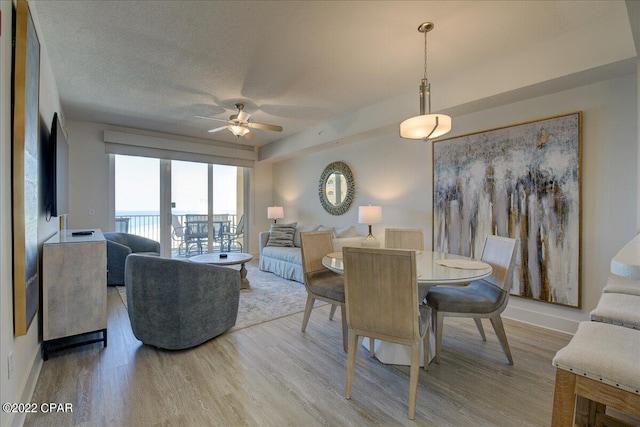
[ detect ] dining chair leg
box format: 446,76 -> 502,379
369,338 -> 375,357
408,342 -> 421,420
490,315 -> 513,364
301,294 -> 315,332
329,304 -> 337,320
435,311 -> 444,364
345,330 -> 358,399
474,318 -> 487,341
341,304 -> 348,352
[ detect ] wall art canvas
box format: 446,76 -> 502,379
12,0 -> 41,335
433,112 -> 582,308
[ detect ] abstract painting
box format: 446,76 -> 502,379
12,0 -> 41,335
433,112 -> 582,308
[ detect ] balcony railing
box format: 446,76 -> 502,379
115,213 -> 238,257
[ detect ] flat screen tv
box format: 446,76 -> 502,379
45,112 -> 69,218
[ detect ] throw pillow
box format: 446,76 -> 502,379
335,225 -> 356,238
266,222 -> 298,247
317,225 -> 336,238
293,225 -> 321,247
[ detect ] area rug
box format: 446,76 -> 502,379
116,260 -> 325,332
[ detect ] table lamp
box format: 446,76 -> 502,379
358,205 -> 382,247
267,206 -> 284,223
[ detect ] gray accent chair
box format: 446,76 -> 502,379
104,232 -> 160,286
426,235 -> 518,364
125,254 -> 240,350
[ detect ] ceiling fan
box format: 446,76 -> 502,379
195,103 -> 283,138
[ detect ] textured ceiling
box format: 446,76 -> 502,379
30,1 -> 637,147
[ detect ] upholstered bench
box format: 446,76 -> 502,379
603,274 -> 640,296
551,321 -> 640,426
590,292 -> 640,329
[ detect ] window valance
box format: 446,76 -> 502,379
104,130 -> 255,168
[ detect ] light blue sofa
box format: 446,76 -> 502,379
258,225 -> 361,283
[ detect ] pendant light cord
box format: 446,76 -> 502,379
423,28 -> 429,83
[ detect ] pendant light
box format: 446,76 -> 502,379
400,22 -> 451,140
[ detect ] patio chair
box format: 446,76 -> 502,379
115,217 -> 130,233
222,215 -> 244,252
171,215 -> 188,255
184,215 -> 208,254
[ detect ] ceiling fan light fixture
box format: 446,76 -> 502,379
400,22 -> 451,141
229,124 -> 250,137
196,103 -> 281,138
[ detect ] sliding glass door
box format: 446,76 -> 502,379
170,160 -> 209,256
114,155 -> 160,239
114,155 -> 246,258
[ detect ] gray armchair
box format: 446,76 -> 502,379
426,235 -> 518,364
125,254 -> 240,350
104,232 -> 160,286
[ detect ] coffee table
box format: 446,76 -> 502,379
189,253 -> 253,290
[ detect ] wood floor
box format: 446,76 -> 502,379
25,288 -> 573,426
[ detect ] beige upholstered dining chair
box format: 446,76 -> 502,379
426,235 -> 518,364
300,230 -> 348,352
370,228 -> 425,356
343,247 -> 430,420
385,228 -> 425,251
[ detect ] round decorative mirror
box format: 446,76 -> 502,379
319,161 -> 355,215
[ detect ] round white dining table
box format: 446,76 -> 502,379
321,249 -> 492,366
322,250 -> 492,301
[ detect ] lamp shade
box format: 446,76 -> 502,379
358,205 -> 382,224
400,113 -> 452,140
267,206 -> 284,220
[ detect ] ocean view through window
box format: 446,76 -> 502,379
115,155 -> 242,257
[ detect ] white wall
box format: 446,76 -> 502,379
637,60 -> 640,231
251,160 -> 275,252
1,1 -> 63,425
272,136 -> 433,238
65,120 -> 114,231
271,73 -> 638,334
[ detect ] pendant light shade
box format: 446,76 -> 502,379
400,22 -> 451,140
400,113 -> 451,140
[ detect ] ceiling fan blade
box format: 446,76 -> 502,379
208,126 -> 228,133
236,110 -> 250,123
244,130 -> 254,139
195,115 -> 229,124
248,122 -> 283,132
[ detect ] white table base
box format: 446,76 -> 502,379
361,325 -> 436,367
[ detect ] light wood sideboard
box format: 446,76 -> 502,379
42,229 -> 107,360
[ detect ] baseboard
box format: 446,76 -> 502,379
8,344 -> 42,427
503,305 -> 580,335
